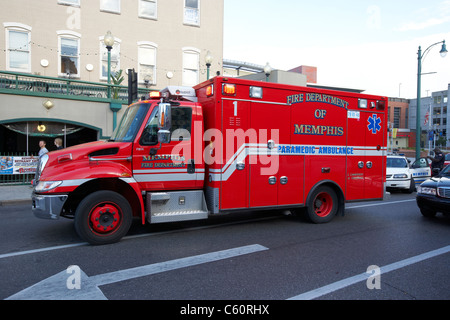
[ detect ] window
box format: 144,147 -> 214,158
100,37 -> 121,80
140,107 -> 192,146
139,0 -> 157,19
182,48 -> 200,86
58,0 -> 80,6
393,107 -> 400,128
58,31 -> 81,77
100,0 -> 120,14
184,0 -> 200,26
4,23 -> 31,72
138,42 -> 157,85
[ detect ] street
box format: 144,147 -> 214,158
1,192 -> 449,304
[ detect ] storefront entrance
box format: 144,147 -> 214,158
0,121 -> 98,155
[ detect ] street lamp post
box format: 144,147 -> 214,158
205,51 -> 213,80
104,31 -> 115,99
415,40 -> 447,161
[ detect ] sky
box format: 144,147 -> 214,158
223,0 -> 450,99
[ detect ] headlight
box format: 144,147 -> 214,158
393,174 -> 408,179
35,181 -> 63,192
417,186 -> 436,195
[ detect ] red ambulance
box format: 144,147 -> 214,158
32,77 -> 388,245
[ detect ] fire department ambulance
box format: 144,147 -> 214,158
32,77 -> 388,245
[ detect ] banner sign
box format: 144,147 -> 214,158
0,156 -> 38,175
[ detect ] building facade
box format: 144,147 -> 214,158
409,84 -> 450,148
0,0 -> 224,157
0,0 -> 224,87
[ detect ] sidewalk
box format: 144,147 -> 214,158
0,184 -> 33,206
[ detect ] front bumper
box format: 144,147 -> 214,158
32,192 -> 68,220
386,179 -> 410,189
416,193 -> 450,214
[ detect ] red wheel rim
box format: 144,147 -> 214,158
313,192 -> 333,217
89,202 -> 122,235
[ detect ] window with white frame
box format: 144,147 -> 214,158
138,42 -> 157,85
4,23 -> 32,73
100,37 -> 121,80
139,0 -> 157,19
57,31 -> 81,77
58,0 -> 80,7
100,0 -> 120,14
182,48 -> 200,86
184,0 -> 200,26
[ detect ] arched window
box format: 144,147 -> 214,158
138,41 -> 158,85
57,30 -> 81,78
182,47 -> 200,86
99,36 -> 121,80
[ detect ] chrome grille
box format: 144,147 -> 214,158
437,187 -> 450,198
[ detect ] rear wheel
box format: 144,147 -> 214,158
306,186 -> 338,223
74,190 -> 132,245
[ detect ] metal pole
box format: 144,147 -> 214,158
416,46 -> 422,161
107,46 -> 112,99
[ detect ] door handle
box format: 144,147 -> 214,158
236,162 -> 245,170
268,176 -> 277,185
187,160 -> 195,174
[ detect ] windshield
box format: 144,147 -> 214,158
110,103 -> 150,142
386,157 -> 408,168
439,165 -> 450,176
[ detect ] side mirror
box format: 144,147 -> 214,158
158,103 -> 171,144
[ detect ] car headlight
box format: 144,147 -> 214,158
35,181 -> 63,192
393,174 -> 408,179
417,186 -> 436,195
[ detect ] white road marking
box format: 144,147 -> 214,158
346,199 -> 415,209
7,244 -> 268,300
288,245 -> 450,300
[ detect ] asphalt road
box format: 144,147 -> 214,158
1,192 -> 449,306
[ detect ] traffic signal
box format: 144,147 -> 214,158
128,68 -> 138,105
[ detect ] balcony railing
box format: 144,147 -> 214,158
0,70 -> 150,104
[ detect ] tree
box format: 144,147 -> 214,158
110,69 -> 124,99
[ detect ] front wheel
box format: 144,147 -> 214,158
419,207 -> 437,218
74,190 -> 133,245
306,186 -> 338,223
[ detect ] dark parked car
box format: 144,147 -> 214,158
416,165 -> 450,217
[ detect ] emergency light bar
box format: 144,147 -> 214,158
160,86 -> 198,102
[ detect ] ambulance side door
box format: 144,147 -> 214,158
347,109 -> 385,200
249,101 -> 293,207
220,99 -> 250,210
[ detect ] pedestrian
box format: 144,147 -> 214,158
427,147 -> 445,176
54,138 -> 64,150
38,140 -> 49,157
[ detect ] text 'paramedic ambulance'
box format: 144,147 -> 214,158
32,77 -> 388,245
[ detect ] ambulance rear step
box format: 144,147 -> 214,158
146,190 -> 209,224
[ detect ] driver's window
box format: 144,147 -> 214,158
140,107 -> 193,146
140,109 -> 159,146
